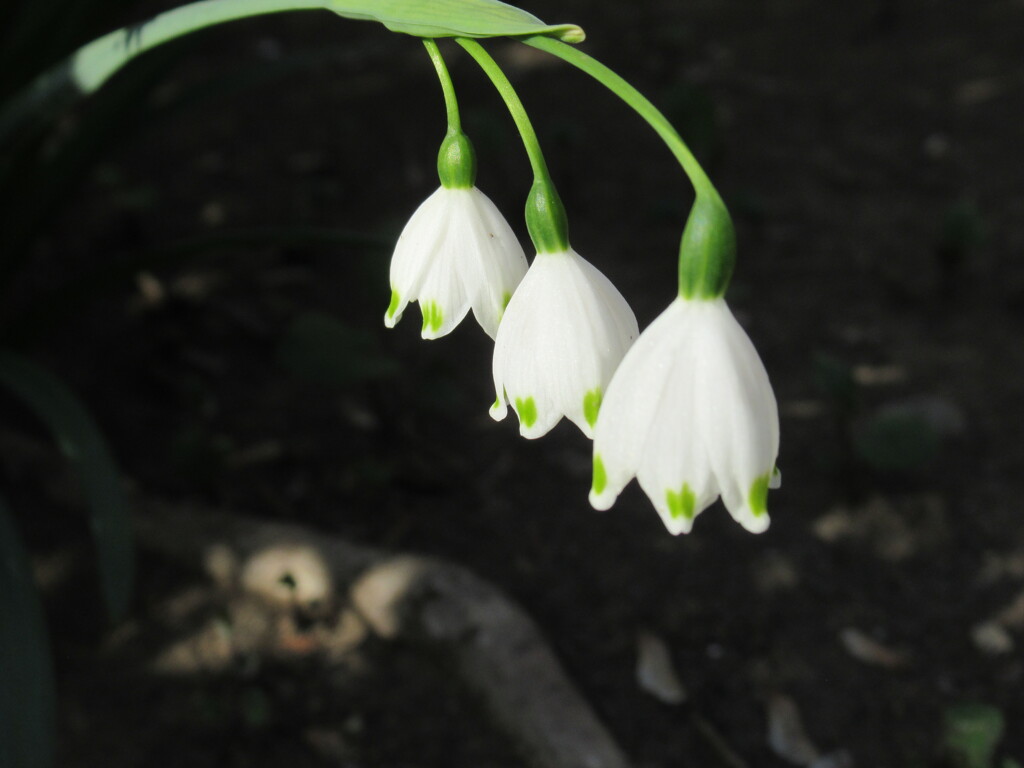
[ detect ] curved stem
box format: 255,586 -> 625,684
456,37 -> 569,253
521,35 -> 718,204
454,38 -> 550,188
423,39 -> 461,132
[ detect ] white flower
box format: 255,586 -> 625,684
589,296 -> 779,534
385,186 -> 528,340
490,248 -> 638,439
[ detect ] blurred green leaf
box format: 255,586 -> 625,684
0,42 -> 177,290
0,352 -> 133,621
939,199 -> 985,256
278,312 -> 399,387
854,409 -> 940,473
813,353 -> 858,415
944,703 -> 1005,768
0,494 -> 57,768
170,424 -> 232,488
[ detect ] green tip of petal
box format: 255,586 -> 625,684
592,455 -> 607,495
749,473 -> 771,517
420,301 -> 443,334
666,485 -> 696,521
583,388 -> 602,429
386,288 -> 401,319
515,396 -> 537,428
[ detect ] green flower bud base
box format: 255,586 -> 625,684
678,194 -> 736,300
438,130 -> 476,189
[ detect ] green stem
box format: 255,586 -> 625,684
423,39 -> 460,132
455,37 -> 568,253
426,40 -> 475,189
455,38 -> 549,188
521,34 -> 718,204
523,34 -> 736,298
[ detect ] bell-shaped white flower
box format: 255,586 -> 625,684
589,296 -> 779,534
490,248 -> 639,439
384,185 -> 528,340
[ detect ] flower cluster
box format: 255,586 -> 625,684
384,64 -> 779,535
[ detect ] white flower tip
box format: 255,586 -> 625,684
589,454 -> 616,511
419,299 -> 448,340
518,421 -> 551,440
769,466 -> 782,490
662,515 -> 695,536
725,472 -> 774,533
658,489 -> 700,535
489,395 -> 507,423
507,394 -> 554,440
575,419 -> 596,441
734,508 -> 771,534
384,288 -> 403,329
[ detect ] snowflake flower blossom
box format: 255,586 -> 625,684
590,296 -> 779,534
490,247 -> 638,439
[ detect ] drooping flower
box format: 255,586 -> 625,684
490,247 -> 639,439
589,296 -> 780,534
384,184 -> 528,340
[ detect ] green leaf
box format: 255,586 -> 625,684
812,352 -> 858,415
2,0 -> 582,151
0,352 -> 133,621
359,0 -> 585,41
944,703 -> 1005,768
0,495 -> 57,768
854,410 -> 940,473
277,312 -> 400,387
70,0 -> 583,94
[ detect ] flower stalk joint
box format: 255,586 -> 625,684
678,193 -> 736,300
525,179 -> 569,254
437,129 -> 477,189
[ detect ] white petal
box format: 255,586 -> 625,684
385,187 -> 527,340
696,299 -> 779,533
389,188 -> 451,299
492,249 -> 637,440
592,299 -> 721,534
591,299 -> 688,511
462,188 -> 528,340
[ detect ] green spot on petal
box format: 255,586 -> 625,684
420,301 -> 443,333
515,396 -> 537,428
749,473 -> 771,517
502,291 -> 512,310
592,455 -> 607,495
666,485 -> 696,521
386,288 -> 401,319
583,388 -> 602,429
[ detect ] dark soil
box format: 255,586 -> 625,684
7,0 -> 1024,766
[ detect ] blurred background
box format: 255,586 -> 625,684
2,0 -> 1023,766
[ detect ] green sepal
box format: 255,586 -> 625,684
678,193 -> 736,300
525,180 -> 569,254
438,130 -> 476,189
